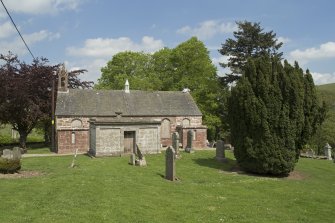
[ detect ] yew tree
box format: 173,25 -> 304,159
228,56 -> 324,175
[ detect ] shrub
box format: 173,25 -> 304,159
0,157 -> 21,174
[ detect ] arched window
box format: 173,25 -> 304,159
182,118 -> 190,127
61,77 -> 66,88
161,119 -> 171,138
71,119 -> 83,128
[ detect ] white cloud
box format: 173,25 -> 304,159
0,30 -> 61,56
0,0 -> 81,16
177,20 -> 237,40
0,21 -> 16,38
311,72 -> 335,85
289,42 -> 335,64
277,36 -> 291,44
67,36 -> 164,57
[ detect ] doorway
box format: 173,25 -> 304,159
124,131 -> 135,154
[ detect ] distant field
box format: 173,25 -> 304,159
0,125 -> 44,144
0,150 -> 334,223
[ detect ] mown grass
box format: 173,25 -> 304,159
0,124 -> 44,144
0,150 -> 334,223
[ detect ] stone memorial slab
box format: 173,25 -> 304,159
2,149 -> 13,160
172,132 -> 181,159
185,130 -> 194,153
165,146 -> 176,181
324,143 -> 332,160
216,140 -> 226,162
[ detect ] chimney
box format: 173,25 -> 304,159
125,79 -> 130,93
58,64 -> 68,93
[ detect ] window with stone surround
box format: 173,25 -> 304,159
71,119 -> 82,128
161,119 -> 171,138
182,118 -> 190,127
71,131 -> 75,144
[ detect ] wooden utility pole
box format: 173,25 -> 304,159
51,78 -> 55,152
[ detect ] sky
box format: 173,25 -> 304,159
0,0 -> 334,85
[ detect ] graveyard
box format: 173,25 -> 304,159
0,148 -> 334,223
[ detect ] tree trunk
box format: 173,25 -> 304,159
44,122 -> 51,145
19,131 -> 28,153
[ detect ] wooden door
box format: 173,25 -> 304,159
124,131 -> 135,154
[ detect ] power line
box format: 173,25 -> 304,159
0,0 -> 35,60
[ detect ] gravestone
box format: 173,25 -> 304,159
165,146 -> 176,181
172,132 -> 181,159
135,145 -> 147,166
185,130 -> 194,153
324,143 -> 332,160
306,149 -> 315,158
215,140 -> 226,162
2,149 -> 13,159
129,153 -> 136,165
12,147 -> 22,160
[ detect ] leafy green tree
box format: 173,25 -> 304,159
229,56 -> 322,175
96,37 -> 226,140
219,21 -> 283,84
96,51 -> 161,90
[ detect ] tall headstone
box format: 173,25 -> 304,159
185,130 -> 194,153
324,143 -> 332,160
172,132 -> 180,158
165,146 -> 176,181
216,140 -> 226,162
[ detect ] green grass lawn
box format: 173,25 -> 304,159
0,150 -> 334,223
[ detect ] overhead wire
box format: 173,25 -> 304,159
0,0 -> 36,60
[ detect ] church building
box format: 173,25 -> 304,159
55,71 -> 207,156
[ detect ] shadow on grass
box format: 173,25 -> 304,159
192,157 -> 294,179
192,157 -> 237,172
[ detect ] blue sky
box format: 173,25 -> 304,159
0,0 -> 334,85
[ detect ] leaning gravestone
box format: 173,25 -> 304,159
135,145 -> 147,166
165,146 -> 176,181
172,132 -> 181,159
324,143 -> 332,160
215,140 -> 226,162
185,130 -> 194,153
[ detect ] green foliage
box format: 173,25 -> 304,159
96,37 -> 226,140
219,21 -> 283,83
308,83 -> 335,154
0,157 -> 21,174
229,57 -> 322,175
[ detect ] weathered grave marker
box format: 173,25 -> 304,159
172,132 -> 181,158
185,130 -> 194,153
215,140 -> 226,162
165,146 -> 176,181
135,145 -> 147,166
324,143 -> 332,160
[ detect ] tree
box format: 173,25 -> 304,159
219,21 -> 283,84
96,51 -> 160,90
0,53 -> 93,149
0,53 -> 57,149
228,56 -> 323,175
96,37 -> 226,140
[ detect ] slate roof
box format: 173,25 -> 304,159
55,89 -> 202,117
